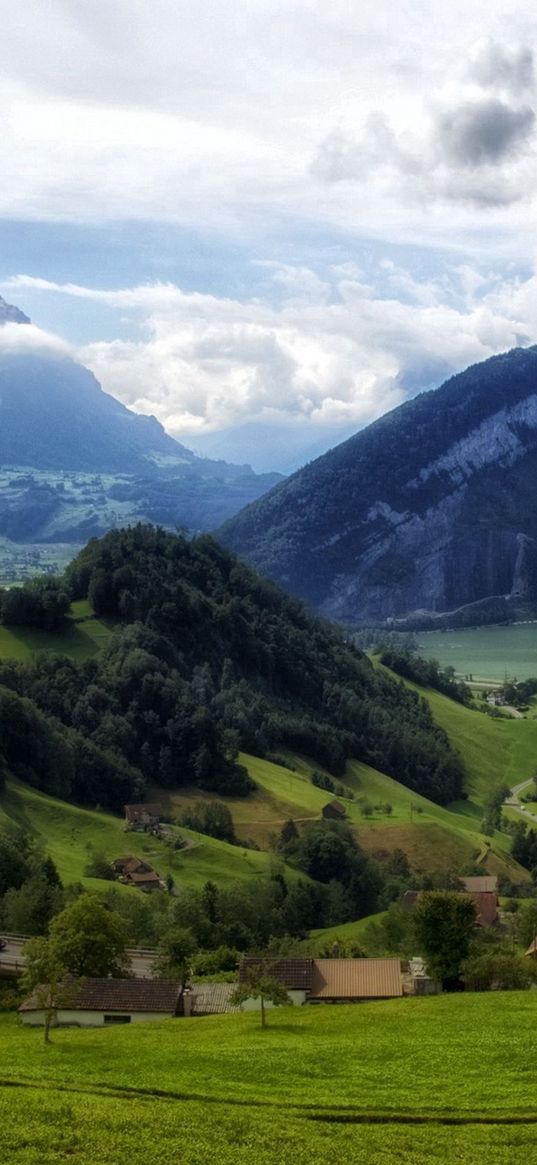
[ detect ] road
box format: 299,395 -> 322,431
0,936 -> 159,980
504,777 -> 537,823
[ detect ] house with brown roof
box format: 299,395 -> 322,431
113,856 -> 164,891
19,978 -> 183,1028
322,800 -> 346,820
401,877 -> 499,928
238,956 -> 402,1009
124,803 -> 163,832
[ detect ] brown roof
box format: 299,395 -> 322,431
471,891 -> 498,926
124,803 -> 162,821
190,983 -> 240,1015
311,958 -> 402,999
525,939 -> 537,958
20,978 -> 182,1014
129,870 -> 161,884
114,856 -> 152,875
322,800 -> 346,817
239,957 -> 314,991
461,876 -> 498,895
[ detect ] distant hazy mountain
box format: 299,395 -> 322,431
0,298 -> 281,555
185,419 -> 360,475
220,347 -> 537,626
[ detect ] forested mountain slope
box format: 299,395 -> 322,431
0,297 -> 280,559
0,525 -> 464,811
219,347 -> 537,625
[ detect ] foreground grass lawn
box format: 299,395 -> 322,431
2,993 -> 537,1163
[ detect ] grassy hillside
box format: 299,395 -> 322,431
3,993 -> 537,1163
0,776 -> 302,893
0,600 -> 112,661
417,623 -> 537,682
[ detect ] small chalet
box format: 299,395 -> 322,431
460,875 -> 499,927
238,957 -> 402,1008
113,856 -> 163,891
19,978 -> 182,1028
124,803 -> 163,832
401,875 -> 499,928
322,800 -> 346,820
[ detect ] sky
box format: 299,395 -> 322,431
1,1 -> 537,472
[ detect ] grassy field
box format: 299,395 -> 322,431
0,600 -> 113,662
3,994 -> 537,1163
0,777 -> 302,892
417,623 -> 537,682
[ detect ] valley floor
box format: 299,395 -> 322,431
2,993 -> 537,1163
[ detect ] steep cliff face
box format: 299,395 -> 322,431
219,347 -> 537,624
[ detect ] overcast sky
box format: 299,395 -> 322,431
1,1 -> 537,471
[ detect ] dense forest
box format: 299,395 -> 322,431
0,525 -> 464,811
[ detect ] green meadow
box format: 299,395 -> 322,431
0,777 -> 302,893
0,600 -> 113,662
417,622 -> 537,682
2,994 -> 537,1163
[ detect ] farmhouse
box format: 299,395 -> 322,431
113,856 -> 164,891
238,957 -> 402,1008
19,978 -> 183,1028
124,803 -> 163,831
322,800 -> 346,820
401,876 -> 499,928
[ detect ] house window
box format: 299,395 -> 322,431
104,1014 -> 132,1025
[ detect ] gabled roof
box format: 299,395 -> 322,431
239,957 -> 314,991
20,978 -> 181,1014
129,870 -> 161,884
311,958 -> 402,999
190,983 -> 240,1015
461,876 -> 498,895
322,799 -> 346,816
124,803 -> 163,821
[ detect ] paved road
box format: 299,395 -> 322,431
0,936 -> 159,979
504,777 -> 537,822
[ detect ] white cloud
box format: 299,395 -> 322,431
6,263 -> 535,449
0,5 -> 536,253
0,321 -> 73,358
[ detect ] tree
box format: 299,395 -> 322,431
461,945 -> 535,992
154,927 -> 197,987
49,895 -> 129,978
20,937 -> 69,1044
413,891 -> 477,988
230,965 -> 291,1028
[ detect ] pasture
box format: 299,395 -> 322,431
417,623 -> 537,682
2,993 -> 537,1163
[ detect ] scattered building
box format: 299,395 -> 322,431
321,800 -> 346,821
124,803 -> 163,832
238,956 -> 402,1008
19,978 -> 183,1028
113,856 -> 164,892
183,982 -> 240,1016
401,876 -> 499,928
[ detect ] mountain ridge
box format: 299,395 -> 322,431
219,346 -> 537,625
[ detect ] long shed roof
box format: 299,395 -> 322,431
20,978 -> 181,1013
311,958 -> 402,999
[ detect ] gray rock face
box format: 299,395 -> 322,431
219,346 -> 537,624
0,295 -> 30,325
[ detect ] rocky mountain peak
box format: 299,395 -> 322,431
0,295 -> 31,325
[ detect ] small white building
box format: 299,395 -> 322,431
19,978 -> 182,1028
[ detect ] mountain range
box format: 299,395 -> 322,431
220,347 -> 537,627
0,297 -> 281,565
